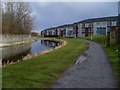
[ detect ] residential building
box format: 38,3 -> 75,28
41,16 -> 117,38
77,16 -> 117,37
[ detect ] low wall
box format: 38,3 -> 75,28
0,34 -> 31,47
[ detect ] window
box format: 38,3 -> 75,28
107,22 -> 112,26
67,30 -> 73,37
102,22 -> 106,25
82,24 -> 85,27
90,23 -> 93,27
97,27 -> 106,35
82,29 -> 85,32
101,22 -> 106,26
113,21 -> 117,26
97,28 -> 100,30
96,22 -> 99,25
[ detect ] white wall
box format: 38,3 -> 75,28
66,27 -> 74,37
78,23 -> 83,37
93,22 -> 97,35
57,28 -> 60,35
1,44 -> 31,59
0,34 -> 31,44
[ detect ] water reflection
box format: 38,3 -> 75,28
41,39 -> 60,48
1,38 -> 60,66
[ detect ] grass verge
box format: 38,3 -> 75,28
84,35 -> 120,87
2,38 -> 87,88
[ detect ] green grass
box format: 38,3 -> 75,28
104,45 -> 120,87
2,38 -> 87,88
84,35 -> 107,46
84,35 -> 120,87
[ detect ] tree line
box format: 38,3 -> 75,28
2,2 -> 33,34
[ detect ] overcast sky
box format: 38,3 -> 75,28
29,2 -> 118,32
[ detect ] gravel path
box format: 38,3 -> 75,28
52,40 -> 117,88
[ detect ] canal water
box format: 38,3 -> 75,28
1,38 -> 60,66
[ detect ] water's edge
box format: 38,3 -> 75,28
23,38 -> 67,61
0,39 -> 35,47
2,38 -> 67,67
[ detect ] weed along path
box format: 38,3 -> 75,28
52,40 -> 117,88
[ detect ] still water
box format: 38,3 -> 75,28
1,38 -> 60,65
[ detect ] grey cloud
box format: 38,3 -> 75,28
29,2 -> 118,32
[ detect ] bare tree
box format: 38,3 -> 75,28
2,2 -> 33,35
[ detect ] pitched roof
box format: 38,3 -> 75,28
77,16 -> 118,24
43,23 -> 74,31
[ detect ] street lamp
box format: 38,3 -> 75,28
90,24 -> 93,41
107,27 -> 110,47
117,1 -> 120,59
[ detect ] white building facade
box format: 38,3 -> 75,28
77,16 -> 117,37
66,26 -> 74,37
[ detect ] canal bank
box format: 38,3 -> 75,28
2,38 -> 87,88
0,34 -> 33,47
1,38 -> 65,67
22,38 -> 67,63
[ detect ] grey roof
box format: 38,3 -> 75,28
77,16 -> 118,24
43,27 -> 56,31
57,23 -> 74,28
43,23 -> 74,31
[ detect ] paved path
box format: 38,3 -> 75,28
52,40 -> 117,88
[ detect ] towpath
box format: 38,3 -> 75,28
52,40 -> 117,88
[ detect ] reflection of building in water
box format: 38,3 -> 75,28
41,40 -> 60,48
1,44 -> 31,65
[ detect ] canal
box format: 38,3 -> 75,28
1,38 -> 60,66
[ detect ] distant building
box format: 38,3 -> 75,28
41,16 -> 117,38
78,16 -> 117,37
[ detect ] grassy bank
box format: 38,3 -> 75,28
2,38 -> 87,88
84,35 -> 106,46
84,35 -> 120,87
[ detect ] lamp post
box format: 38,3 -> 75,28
116,1 -> 120,59
107,27 -> 110,47
117,2 -> 120,59
116,2 -> 120,88
90,25 -> 93,41
117,1 -> 120,45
